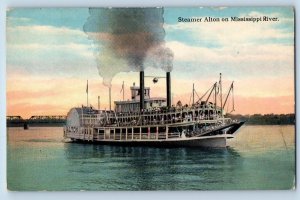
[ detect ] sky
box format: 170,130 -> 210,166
6,7 -> 295,118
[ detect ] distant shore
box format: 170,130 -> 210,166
226,113 -> 295,125
7,123 -> 65,127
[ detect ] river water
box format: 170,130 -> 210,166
7,125 -> 295,191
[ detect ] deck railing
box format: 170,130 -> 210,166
79,105 -> 225,127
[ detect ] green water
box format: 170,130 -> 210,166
7,125 -> 295,191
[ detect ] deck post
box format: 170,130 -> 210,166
126,128 -> 128,140
114,128 -> 116,140
88,128 -> 90,141
83,128 -> 85,140
156,126 -> 158,140
193,110 -> 195,121
86,128 -> 88,141
140,127 -> 142,140
132,128 -> 134,140
166,126 -> 168,139
88,128 -> 91,141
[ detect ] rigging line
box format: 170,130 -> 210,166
213,88 -> 217,106
189,91 -> 193,105
205,82 -> 217,105
222,82 -> 233,109
230,91 -> 233,113
226,97 -> 229,113
194,89 -> 200,99
229,83 -> 235,113
227,88 -> 232,113
196,83 -> 215,103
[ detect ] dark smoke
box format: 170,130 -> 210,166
84,8 -> 173,87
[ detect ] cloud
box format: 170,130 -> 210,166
7,25 -> 88,45
166,40 -> 294,79
7,16 -> 32,25
7,24 -> 97,77
8,43 -> 93,59
165,11 -> 294,47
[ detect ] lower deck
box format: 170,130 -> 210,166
64,121 -> 244,147
64,124 -> 189,141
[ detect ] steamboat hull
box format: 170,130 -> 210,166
65,121 -> 244,148
70,136 -> 229,148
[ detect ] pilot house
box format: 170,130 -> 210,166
114,83 -> 166,113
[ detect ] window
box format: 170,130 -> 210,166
158,127 -> 166,133
142,127 -> 148,133
134,128 -> 140,133
150,127 -> 156,133
98,129 -> 104,134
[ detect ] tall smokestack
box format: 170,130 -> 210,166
140,71 -> 145,111
166,72 -> 171,108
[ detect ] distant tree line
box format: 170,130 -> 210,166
7,116 -> 66,127
226,113 -> 295,125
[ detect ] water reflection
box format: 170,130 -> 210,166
7,126 -> 295,190
63,143 -> 242,190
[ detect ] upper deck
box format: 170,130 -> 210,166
66,101 -> 225,129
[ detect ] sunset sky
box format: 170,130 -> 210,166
6,7 -> 294,119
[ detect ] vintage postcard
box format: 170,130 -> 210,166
6,7 -> 295,191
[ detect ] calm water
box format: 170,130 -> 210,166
7,125 -> 295,191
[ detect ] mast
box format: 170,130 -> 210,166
109,87 -> 111,111
98,96 -> 100,110
214,82 -> 217,115
86,80 -> 89,107
192,83 -> 195,105
122,81 -> 124,101
219,73 -> 223,116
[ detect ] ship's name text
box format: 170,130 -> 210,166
178,16 -> 279,23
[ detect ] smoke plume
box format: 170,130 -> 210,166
84,8 -> 173,87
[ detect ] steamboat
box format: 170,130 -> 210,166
64,71 -> 244,147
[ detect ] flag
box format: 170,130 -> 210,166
86,80 -> 88,94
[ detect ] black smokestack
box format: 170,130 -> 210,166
140,71 -> 145,111
166,72 -> 171,108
